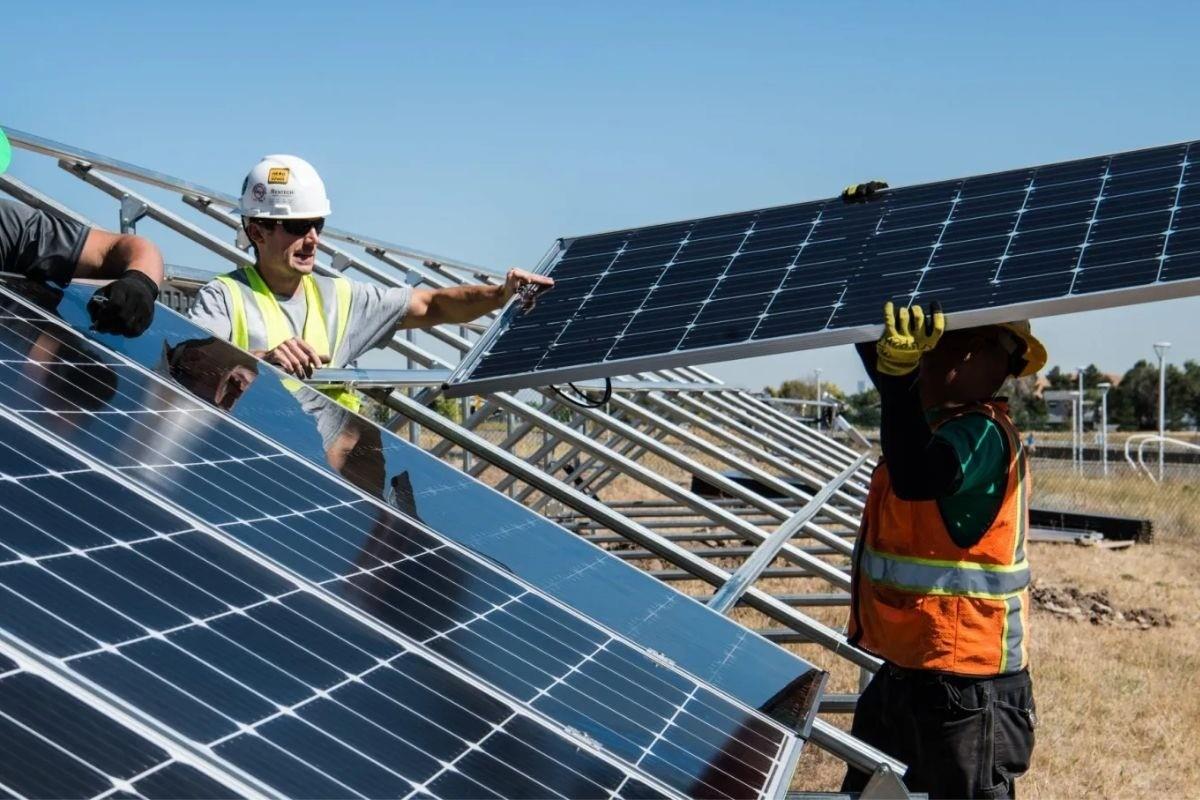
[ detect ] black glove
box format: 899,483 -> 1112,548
841,180 -> 889,204
87,270 -> 159,336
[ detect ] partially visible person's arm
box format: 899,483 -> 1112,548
78,228 -> 163,337
74,228 -> 164,285
402,267 -> 554,328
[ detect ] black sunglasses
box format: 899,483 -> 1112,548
254,217 -> 325,236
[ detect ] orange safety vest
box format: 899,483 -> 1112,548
848,400 -> 1030,676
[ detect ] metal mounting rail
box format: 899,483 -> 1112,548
708,453 -> 870,613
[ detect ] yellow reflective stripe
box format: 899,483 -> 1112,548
332,277 -> 351,363
215,275 -> 249,350
1000,593 -> 1026,673
299,274 -> 331,359
862,546 -> 1030,598
241,266 -> 291,350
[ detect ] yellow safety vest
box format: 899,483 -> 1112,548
215,266 -> 361,413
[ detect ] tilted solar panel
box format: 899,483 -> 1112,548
47,282 -> 823,728
447,140 -> 1200,395
0,281 -> 822,798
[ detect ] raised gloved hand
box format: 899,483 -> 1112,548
86,270 -> 159,336
841,180 -> 889,204
875,300 -> 944,376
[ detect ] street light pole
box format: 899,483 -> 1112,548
1097,381 -> 1111,477
1153,342 -> 1171,482
814,368 -> 823,431
1077,367 -> 1086,472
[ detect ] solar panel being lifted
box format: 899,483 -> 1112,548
447,140 -> 1200,395
0,280 -> 822,798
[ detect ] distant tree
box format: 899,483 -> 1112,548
1002,375 -> 1047,429
842,387 -> 881,428
1043,365 -> 1073,390
1110,360 -> 1160,430
767,378 -> 845,402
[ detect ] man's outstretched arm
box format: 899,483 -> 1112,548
402,267 -> 553,328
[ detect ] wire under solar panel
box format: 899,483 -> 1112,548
0,648 -> 239,799
0,412 -> 682,799
44,282 -> 826,733
448,140 -> 1200,394
0,286 -> 804,799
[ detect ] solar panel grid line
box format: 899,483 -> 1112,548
448,140 -> 1200,395
1154,143 -> 1193,283
0,293 -> 796,800
0,412 -> 685,800
0,639 -> 260,800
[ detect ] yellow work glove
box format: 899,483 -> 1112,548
875,300 -> 945,376
841,180 -> 889,204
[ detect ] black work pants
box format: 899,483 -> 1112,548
841,665 -> 1036,799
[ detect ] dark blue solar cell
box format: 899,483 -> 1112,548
73,652 -> 237,742
132,763 -> 241,800
0,713 -> 114,798
215,733 -> 354,799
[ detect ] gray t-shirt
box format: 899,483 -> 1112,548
0,199 -> 89,285
188,272 -> 413,368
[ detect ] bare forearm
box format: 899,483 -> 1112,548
424,283 -> 505,325
76,229 -> 164,284
105,235 -> 164,283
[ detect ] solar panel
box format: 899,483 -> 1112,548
47,282 -> 822,728
0,281 -> 815,798
447,140 -> 1200,395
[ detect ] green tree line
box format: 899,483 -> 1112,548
770,360 -> 1200,431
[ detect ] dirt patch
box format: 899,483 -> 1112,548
1031,581 -> 1172,629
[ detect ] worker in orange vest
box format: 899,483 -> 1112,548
842,299 -> 1046,799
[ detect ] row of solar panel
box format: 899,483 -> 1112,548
0,282 -> 816,798
455,140 -> 1199,389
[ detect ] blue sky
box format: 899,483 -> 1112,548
4,1 -> 1199,392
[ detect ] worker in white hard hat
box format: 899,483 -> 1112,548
188,154 -> 552,412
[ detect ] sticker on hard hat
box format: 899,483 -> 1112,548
267,168 -> 290,184
251,183 -> 267,202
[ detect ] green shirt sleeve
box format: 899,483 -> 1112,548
933,414 -> 1010,547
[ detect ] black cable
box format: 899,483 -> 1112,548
549,378 -> 612,408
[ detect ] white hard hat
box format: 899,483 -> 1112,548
238,154 -> 331,219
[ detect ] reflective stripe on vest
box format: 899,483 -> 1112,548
215,267 -> 360,413
859,546 -> 1030,598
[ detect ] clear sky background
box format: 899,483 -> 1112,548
4,1 -> 1199,392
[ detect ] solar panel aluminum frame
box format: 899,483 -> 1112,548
0,282 -> 812,800
445,140 -> 1200,397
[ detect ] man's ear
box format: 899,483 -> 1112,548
246,221 -> 266,246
